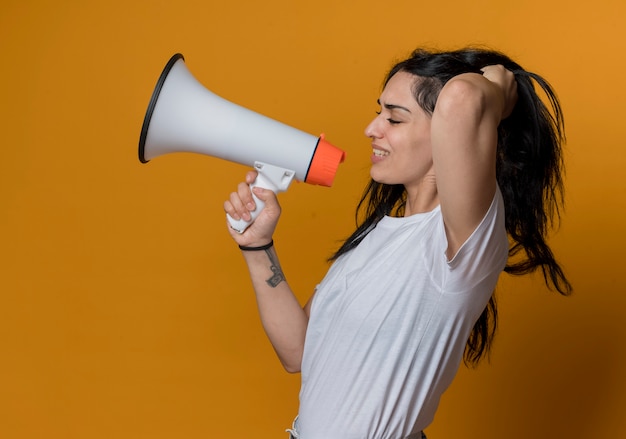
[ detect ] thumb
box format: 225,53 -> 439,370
251,186 -> 281,218
248,186 -> 281,235
252,186 -> 277,203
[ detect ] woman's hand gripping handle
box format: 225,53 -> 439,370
225,162 -> 295,235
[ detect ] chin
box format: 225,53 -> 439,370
370,172 -> 395,185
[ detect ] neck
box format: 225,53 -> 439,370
404,175 -> 438,216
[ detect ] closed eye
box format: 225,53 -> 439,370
376,110 -> 401,125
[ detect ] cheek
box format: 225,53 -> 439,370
396,138 -> 434,178
399,132 -> 432,160
412,128 -> 433,156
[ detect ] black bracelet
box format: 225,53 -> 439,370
238,240 -> 274,252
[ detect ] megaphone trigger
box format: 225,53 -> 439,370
227,162 -> 296,233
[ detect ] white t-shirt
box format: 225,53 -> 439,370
297,187 -> 509,439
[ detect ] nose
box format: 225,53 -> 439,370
364,115 -> 382,139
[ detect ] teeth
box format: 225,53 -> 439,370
373,149 -> 389,157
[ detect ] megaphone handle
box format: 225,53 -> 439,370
227,162 -> 296,234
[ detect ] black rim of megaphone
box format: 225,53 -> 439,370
138,53 -> 185,164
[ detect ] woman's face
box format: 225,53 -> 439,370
364,71 -> 434,193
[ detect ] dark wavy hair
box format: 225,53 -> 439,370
330,47 -> 572,366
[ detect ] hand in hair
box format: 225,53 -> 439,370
480,65 -> 518,119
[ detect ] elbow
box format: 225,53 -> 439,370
278,351 -> 303,373
437,79 -> 488,120
280,357 -> 302,374
283,364 -> 301,374
436,76 -> 507,127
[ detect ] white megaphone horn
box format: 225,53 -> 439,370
138,53 -> 346,233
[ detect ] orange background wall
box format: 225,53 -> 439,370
1,0 -> 624,438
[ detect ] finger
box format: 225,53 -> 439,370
237,181 -> 257,212
245,170 -> 258,184
227,189 -> 250,221
223,199 -> 233,214
224,195 -> 241,221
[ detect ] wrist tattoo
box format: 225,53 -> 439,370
265,248 -> 286,287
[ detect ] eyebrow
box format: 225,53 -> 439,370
377,99 -> 412,114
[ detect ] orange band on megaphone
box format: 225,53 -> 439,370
305,134 -> 346,187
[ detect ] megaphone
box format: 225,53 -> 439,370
138,53 -> 346,233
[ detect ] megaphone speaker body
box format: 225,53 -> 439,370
139,54 -> 345,232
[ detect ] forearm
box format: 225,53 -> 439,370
240,244 -> 308,373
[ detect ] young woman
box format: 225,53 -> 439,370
224,47 -> 572,439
